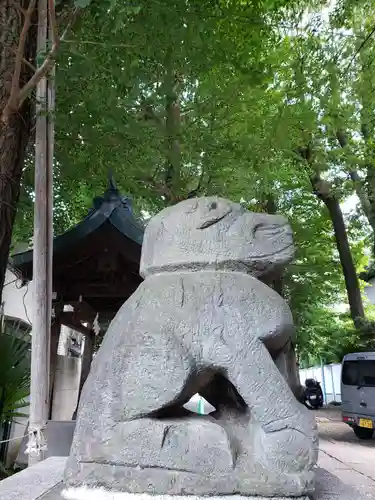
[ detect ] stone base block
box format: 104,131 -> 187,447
0,456 -> 66,500
62,490 -> 308,500
1,464 -> 372,500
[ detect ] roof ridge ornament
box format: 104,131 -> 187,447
107,169 -> 118,193
106,170 -> 134,212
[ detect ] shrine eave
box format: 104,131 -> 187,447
11,185 -> 144,283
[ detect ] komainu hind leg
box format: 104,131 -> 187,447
212,339 -> 317,495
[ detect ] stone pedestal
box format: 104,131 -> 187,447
62,491 -> 309,500
0,457 -> 66,500
0,460 -> 371,500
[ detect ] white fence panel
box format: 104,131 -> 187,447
299,363 -> 342,403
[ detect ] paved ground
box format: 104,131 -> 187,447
315,406 -> 375,498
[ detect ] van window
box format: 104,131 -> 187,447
342,360 -> 375,387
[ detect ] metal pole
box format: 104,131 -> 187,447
330,365 -> 336,402
28,0 -> 53,465
320,359 -> 327,406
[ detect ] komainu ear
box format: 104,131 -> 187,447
193,198 -> 233,229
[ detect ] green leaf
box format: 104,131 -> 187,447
0,317 -> 31,427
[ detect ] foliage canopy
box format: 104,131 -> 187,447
12,0 -> 375,366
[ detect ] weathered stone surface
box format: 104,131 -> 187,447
140,197 -> 294,279
0,456 -> 66,500
65,197 -> 318,497
81,417 -> 234,474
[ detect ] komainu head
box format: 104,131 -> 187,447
140,197 -> 294,278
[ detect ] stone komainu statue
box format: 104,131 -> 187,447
64,197 -> 318,498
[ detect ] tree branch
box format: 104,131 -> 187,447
335,129 -> 373,220
62,39 -> 135,48
17,0 -> 60,108
2,0 -> 37,123
48,0 -> 58,47
347,171 -> 374,224
8,47 -> 36,73
138,176 -> 173,198
187,167 -> 206,198
336,128 -> 347,148
60,7 -> 78,40
346,24 -> 375,72
2,2 -> 77,124
138,99 -> 164,127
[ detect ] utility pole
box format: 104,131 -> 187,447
28,0 -> 54,465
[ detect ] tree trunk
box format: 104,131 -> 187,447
358,97 -> 375,256
313,178 -> 365,327
262,195 -> 286,294
164,51 -> 181,205
0,1 -> 36,303
365,167 -> 375,257
325,197 -> 364,324
262,194 -> 303,401
336,129 -> 375,254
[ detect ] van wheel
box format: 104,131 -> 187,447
353,426 -> 374,440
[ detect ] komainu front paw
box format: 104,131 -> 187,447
257,426 -> 318,474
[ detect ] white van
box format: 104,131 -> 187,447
341,352 -> 375,439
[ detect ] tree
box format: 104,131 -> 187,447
0,0 -> 87,304
52,0 -> 320,219
258,22 -> 375,343
10,0 -> 366,365
0,1 -> 37,303
202,6 -> 375,358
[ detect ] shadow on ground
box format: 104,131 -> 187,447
314,467 -> 373,499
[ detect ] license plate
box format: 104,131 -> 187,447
359,418 -> 373,429
310,395 -> 317,399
